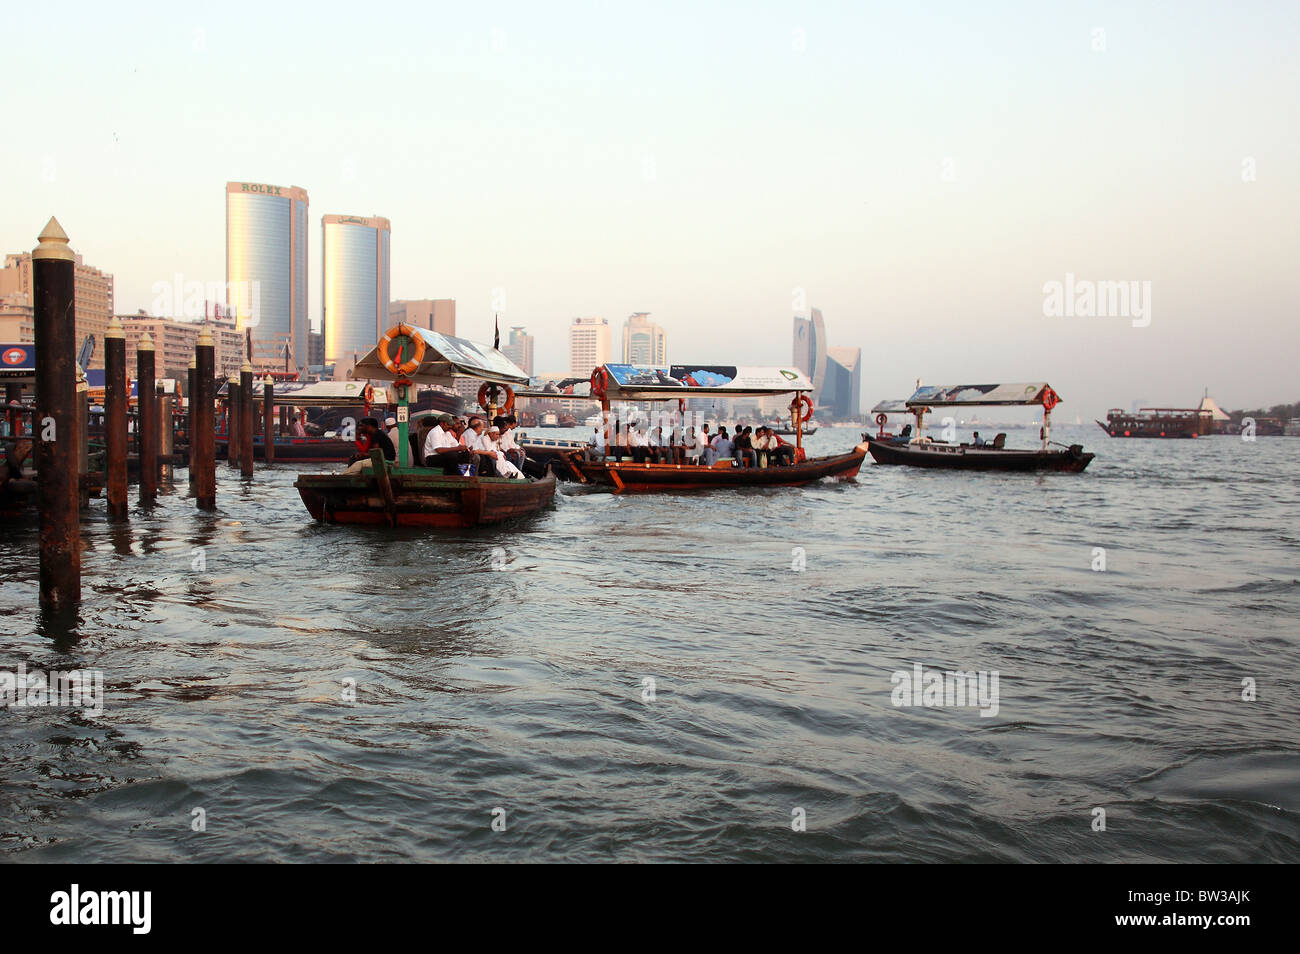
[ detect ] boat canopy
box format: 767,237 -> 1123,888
870,399 -> 911,415
514,377 -> 591,399
905,382 -> 1060,408
595,363 -> 814,401
349,328 -> 529,387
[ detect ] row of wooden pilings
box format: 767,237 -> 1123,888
31,218 -> 281,613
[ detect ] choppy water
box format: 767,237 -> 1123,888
2,425 -> 1297,862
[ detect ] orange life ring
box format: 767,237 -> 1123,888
590,366 -> 610,401
377,323 -> 425,376
1039,386 -> 1060,412
478,382 -> 516,413
789,393 -> 814,424
362,384 -> 374,406
875,412 -> 888,427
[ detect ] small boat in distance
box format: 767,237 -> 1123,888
864,382 -> 1094,472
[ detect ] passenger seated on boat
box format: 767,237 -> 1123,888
483,425 -> 524,478
899,424 -> 912,438
585,426 -> 606,461
629,421 -> 652,463
710,427 -> 735,465
412,418 -> 435,465
495,415 -> 527,470
769,432 -> 796,466
463,418 -> 501,474
752,426 -> 772,467
385,416 -> 400,451
735,426 -> 756,468
342,418 -> 396,474
972,431 -> 986,447
992,433 -> 1007,449
697,423 -> 713,465
290,415 -> 307,438
423,414 -> 478,475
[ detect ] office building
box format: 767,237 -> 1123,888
621,312 -> 667,366
792,308 -> 827,397
502,326 -> 535,376
0,251 -> 114,369
225,180 -> 309,370
322,214 -> 391,379
569,316 -> 610,376
390,299 -> 455,336
822,346 -> 863,420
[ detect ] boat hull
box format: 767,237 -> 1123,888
865,438 -> 1093,472
218,437 -> 357,463
294,470 -> 556,527
573,446 -> 867,492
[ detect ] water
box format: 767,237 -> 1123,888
2,425 -> 1297,862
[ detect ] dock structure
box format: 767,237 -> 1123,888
32,217 -> 80,609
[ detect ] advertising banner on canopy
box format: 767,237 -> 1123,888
601,364 -> 812,398
905,382 -> 1055,407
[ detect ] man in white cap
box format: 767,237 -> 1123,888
482,424 -> 523,478
385,415 -> 400,452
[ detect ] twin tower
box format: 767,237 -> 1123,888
225,181 -> 390,376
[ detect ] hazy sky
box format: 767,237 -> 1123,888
3,1 -> 1297,417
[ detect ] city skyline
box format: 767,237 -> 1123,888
2,4 -> 1297,418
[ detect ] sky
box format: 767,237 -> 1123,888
2,0 -> 1297,418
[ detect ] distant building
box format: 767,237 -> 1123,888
226,180 -> 309,371
0,293 -> 34,344
308,328 -> 325,368
621,312 -> 667,366
118,313 -> 244,381
322,214 -> 391,379
502,326 -> 535,376
569,316 -> 610,376
792,308 -> 827,397
391,299 -> 455,336
0,251 -> 114,369
821,346 -> 862,420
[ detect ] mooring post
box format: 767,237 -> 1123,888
159,392 -> 174,485
263,375 -> 275,465
187,354 -> 196,490
227,374 -> 240,468
239,361 -> 254,477
104,315 -> 128,519
76,368 -> 89,506
137,333 -> 157,502
32,217 -> 80,609
193,329 -> 216,509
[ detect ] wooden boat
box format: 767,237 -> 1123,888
866,381 -> 1095,473
293,326 -> 554,528
574,361 -> 864,492
1096,407 -> 1209,438
297,462 -> 555,527
573,445 -> 867,492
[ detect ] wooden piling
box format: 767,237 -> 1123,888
227,374 -> 240,468
193,329 -> 216,509
239,362 -> 254,478
32,217 -> 80,609
137,333 -> 157,501
4,383 -> 20,436
263,375 -> 275,465
187,355 -> 196,490
104,315 -> 128,519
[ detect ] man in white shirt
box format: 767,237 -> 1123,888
385,415 -> 400,451
697,423 -> 714,465
585,426 -> 606,462
423,414 -> 477,474
629,421 -> 651,463
495,415 -> 527,470
483,425 -> 524,477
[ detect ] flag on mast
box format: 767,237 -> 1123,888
493,313 -> 500,350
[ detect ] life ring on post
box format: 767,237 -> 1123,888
875,412 -> 888,427
1039,386 -> 1060,412
789,393 -> 814,425
361,384 -> 375,408
590,366 -> 610,402
478,382 -> 516,414
377,323 -> 425,376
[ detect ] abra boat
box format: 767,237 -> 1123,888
865,382 -> 1094,473
293,326 -> 555,528
571,362 -> 866,492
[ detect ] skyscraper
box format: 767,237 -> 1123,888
621,312 -> 667,366
502,326 -> 535,375
792,308 -> 827,396
322,214 -> 391,378
569,316 -> 610,376
225,181 -> 309,369
822,346 -> 862,420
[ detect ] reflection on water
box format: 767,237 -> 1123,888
1,426 -> 1298,861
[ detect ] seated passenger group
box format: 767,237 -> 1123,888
588,419 -> 800,467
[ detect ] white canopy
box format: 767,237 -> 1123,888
350,328 -> 530,387
597,363 -> 814,401
905,382 -> 1059,408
